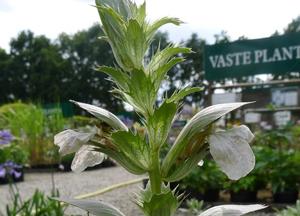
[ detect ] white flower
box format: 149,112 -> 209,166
54,129 -> 96,156
209,125 -> 255,180
71,145 -> 106,173
199,204 -> 266,216
162,102 -> 255,180
70,100 -> 128,131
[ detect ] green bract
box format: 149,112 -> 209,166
53,0 -> 263,216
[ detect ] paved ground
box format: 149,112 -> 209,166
0,166 -> 275,215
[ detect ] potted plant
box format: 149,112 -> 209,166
181,159 -> 226,202
226,146 -> 269,203
253,128 -> 300,204
269,150 -> 300,203
227,175 -> 258,203
0,130 -> 28,184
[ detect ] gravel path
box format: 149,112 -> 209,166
0,166 -> 275,215
0,166 -> 143,215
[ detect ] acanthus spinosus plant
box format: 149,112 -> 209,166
53,0 -> 266,215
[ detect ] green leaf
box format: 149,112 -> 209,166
96,5 -> 132,71
163,149 -> 207,182
146,17 -> 183,42
111,130 -> 150,170
125,69 -> 156,115
146,46 -> 191,75
52,198 -> 126,216
98,146 -> 146,175
96,1 -> 150,72
166,86 -> 203,104
146,46 -> 192,92
96,66 -> 130,91
95,0 -> 131,20
124,19 -> 147,70
128,1 -> 146,25
135,183 -> 182,216
162,102 -> 253,178
147,102 -> 177,149
152,57 -> 185,91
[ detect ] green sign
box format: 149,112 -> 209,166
204,33 -> 300,80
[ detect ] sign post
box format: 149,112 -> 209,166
204,33 -> 300,80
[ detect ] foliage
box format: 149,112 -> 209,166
70,115 -> 99,128
0,143 -> 28,165
284,16 -> 300,34
186,199 -> 205,215
181,159 -> 226,193
254,128 -> 300,193
57,25 -> 123,112
224,146 -> 268,193
2,31 -> 71,104
135,183 -> 183,216
166,33 -> 206,105
276,200 -> 300,216
0,103 -> 66,166
253,124 -> 297,150
225,175 -> 258,193
268,149 -> 300,193
0,26 -> 121,111
0,130 -> 26,181
6,190 -> 65,216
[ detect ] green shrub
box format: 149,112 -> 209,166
0,143 -> 28,165
276,200 -> 300,216
0,103 -> 66,166
181,159 -> 226,193
6,190 -> 65,216
186,199 -> 204,215
224,146 -> 268,193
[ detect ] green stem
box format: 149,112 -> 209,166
149,150 -> 162,194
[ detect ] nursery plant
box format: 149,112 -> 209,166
269,149 -> 300,203
0,130 -> 27,183
53,0 -> 266,215
254,132 -> 300,203
0,103 -> 66,166
224,146 -> 269,202
276,200 -> 300,216
180,159 -> 226,201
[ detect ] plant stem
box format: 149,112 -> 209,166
149,150 -> 162,194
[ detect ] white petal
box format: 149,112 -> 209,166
70,100 -> 128,131
174,103 -> 252,153
54,129 -> 95,156
209,125 -> 255,180
162,103 -> 252,174
199,204 -> 267,216
71,145 -> 106,173
198,160 -> 204,167
237,125 -> 254,143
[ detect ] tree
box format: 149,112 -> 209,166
0,48 -> 13,103
271,16 -> 300,80
6,30 -> 70,104
166,33 -> 206,106
57,24 -> 123,112
284,16 -> 300,34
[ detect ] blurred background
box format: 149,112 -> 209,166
1,0 -> 300,215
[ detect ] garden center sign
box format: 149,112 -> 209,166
204,32 -> 300,80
